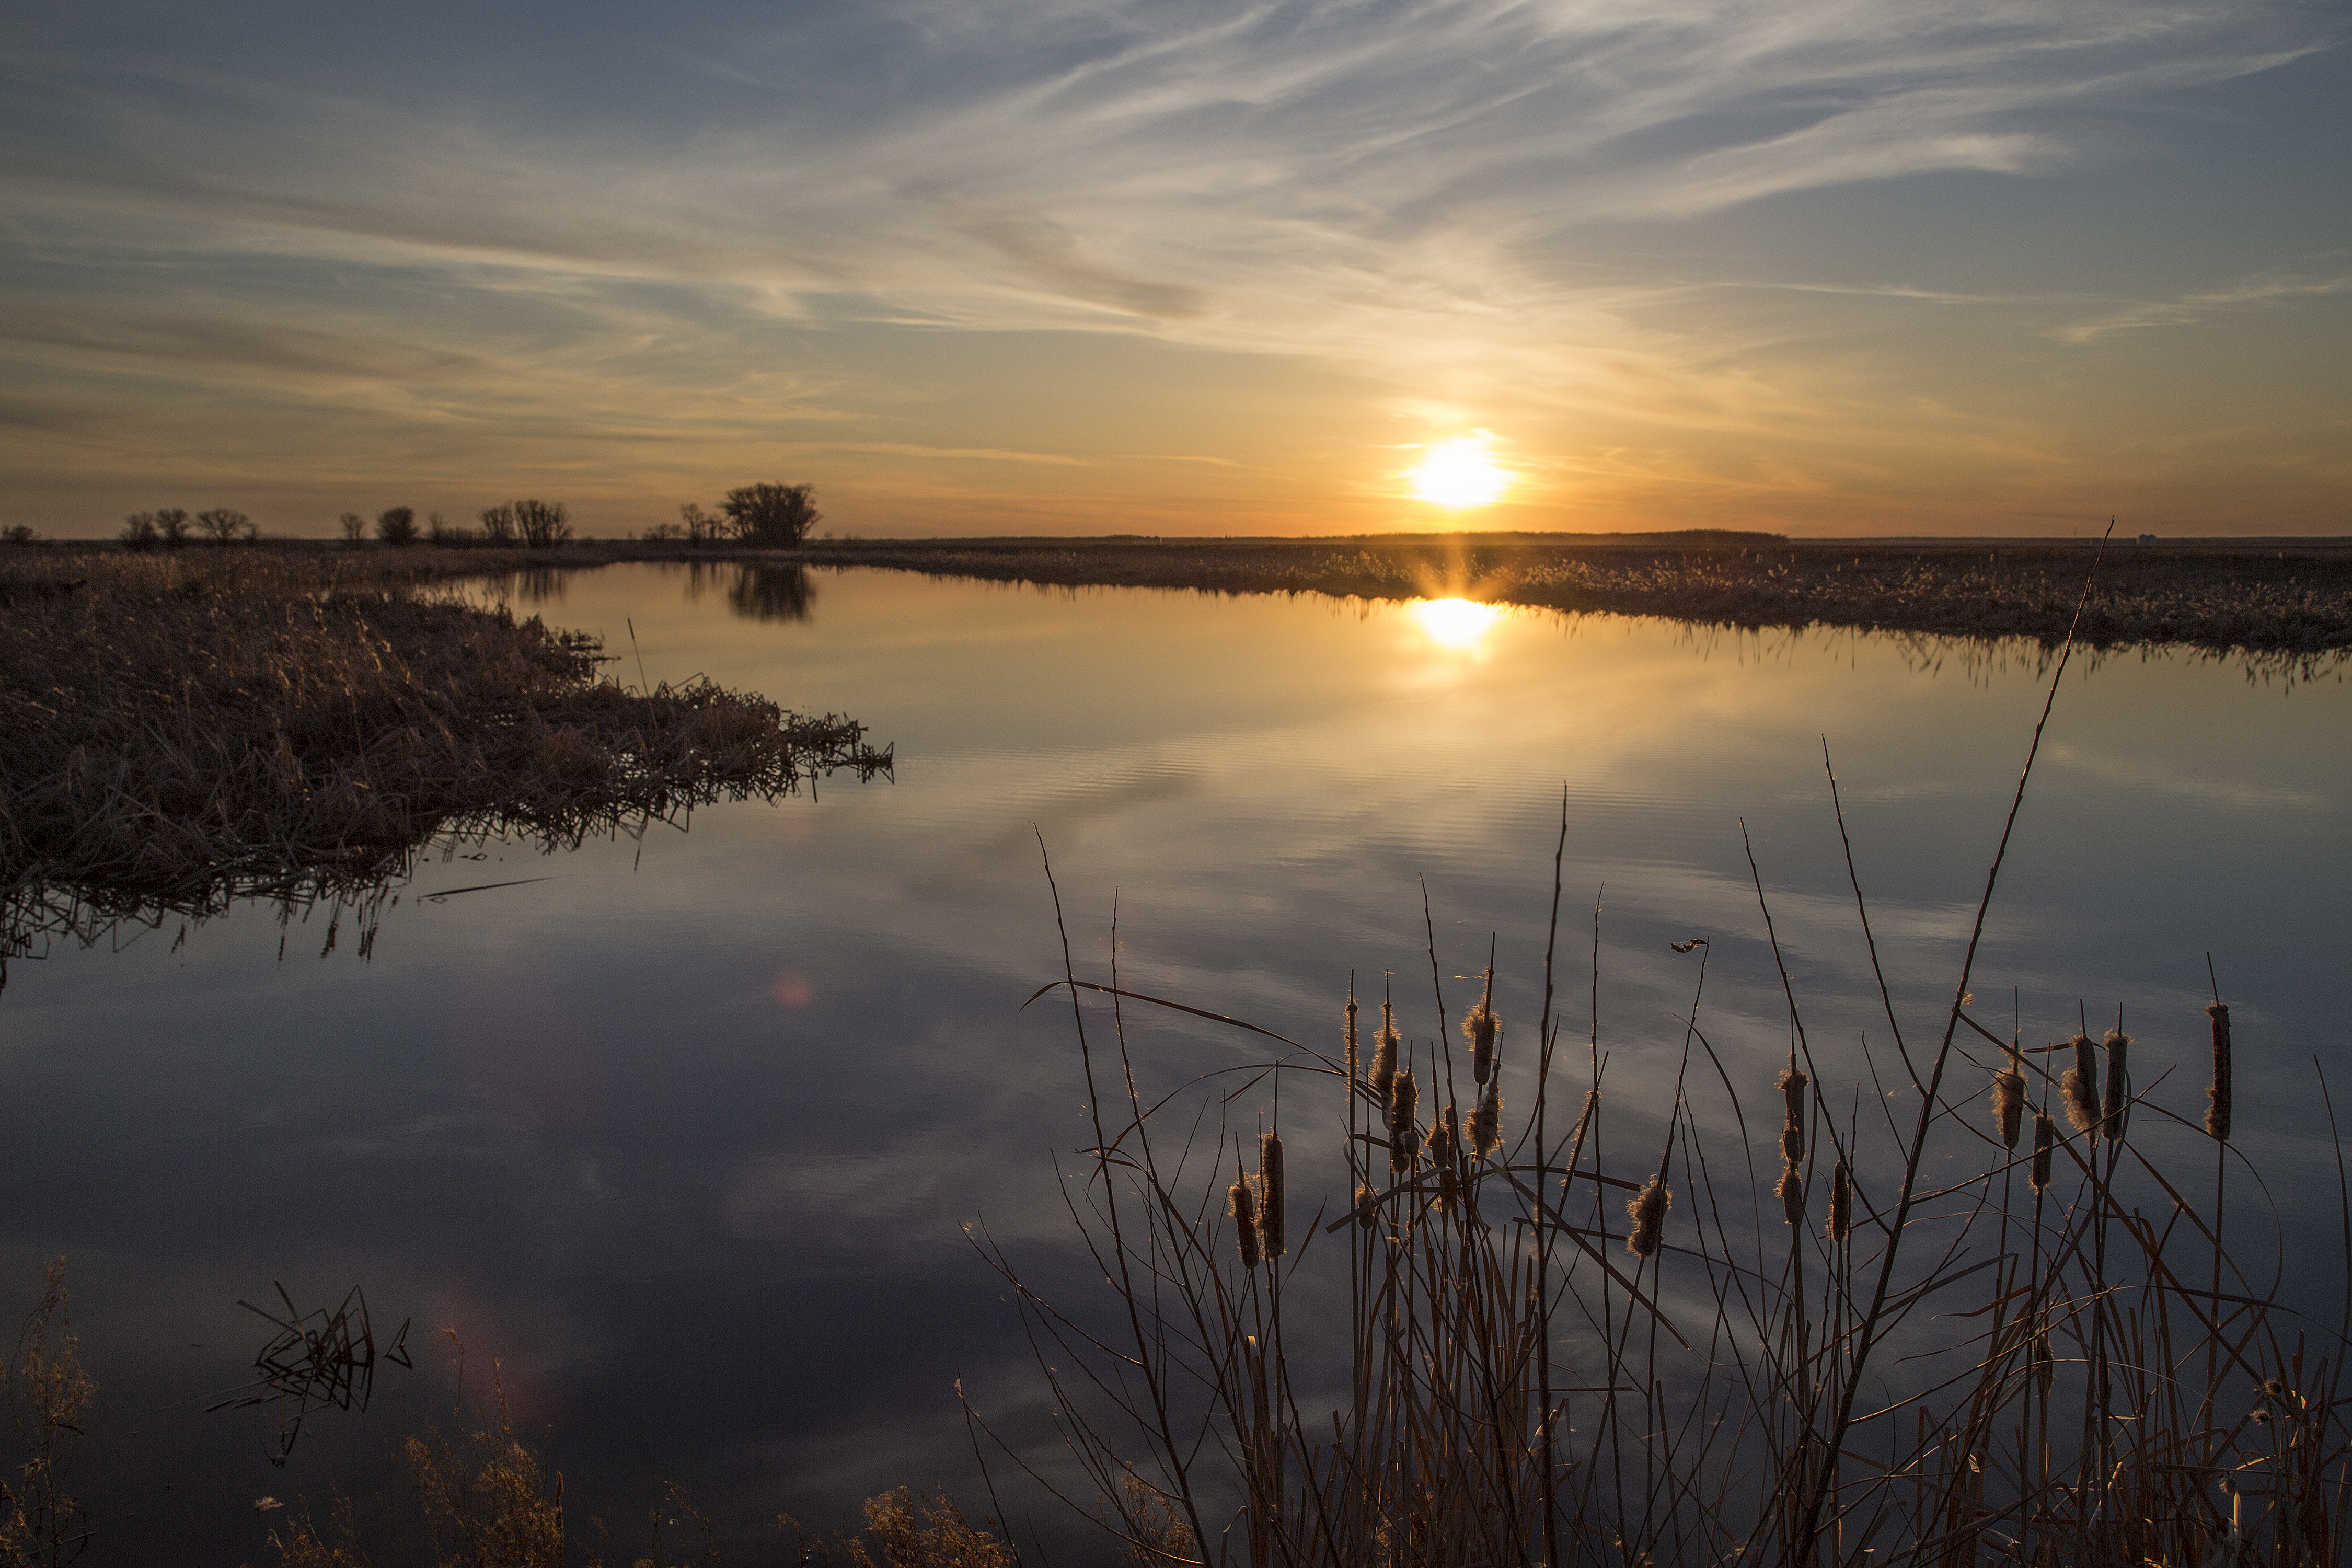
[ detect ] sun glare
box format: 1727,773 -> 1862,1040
1412,597 -> 1503,650
1409,436 -> 1511,509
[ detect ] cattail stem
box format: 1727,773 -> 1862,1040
2101,1029 -> 2130,1142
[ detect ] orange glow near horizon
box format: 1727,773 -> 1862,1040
1409,435 -> 1512,509
1411,597 -> 1504,650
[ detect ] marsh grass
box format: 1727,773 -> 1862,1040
785,534 -> 2352,658
0,549 -> 888,964
977,543 -> 2352,1565
0,1261 -> 91,1568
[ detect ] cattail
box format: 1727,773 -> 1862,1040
1778,1068 -> 1808,1164
1371,1001 -> 1398,1105
1470,1078 -> 1502,1158
2060,1034 -> 2101,1136
1344,990 -> 1360,1087
1992,1045 -> 2025,1151
1626,1173 -> 1670,1258
1827,1159 -> 1852,1243
1258,1131 -> 1286,1259
1428,1106 -> 1461,1213
2205,1001 -> 2232,1142
2031,1111 -> 2055,1193
1229,1175 -> 1261,1269
2102,1028 -> 2130,1143
1777,1162 -> 1804,1227
1465,998 -> 1498,1086
1353,1182 -> 1378,1230
1387,1068 -> 1417,1177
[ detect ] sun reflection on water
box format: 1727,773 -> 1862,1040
1412,597 -> 1504,650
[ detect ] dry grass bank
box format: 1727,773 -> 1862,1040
0,548 -> 887,953
778,533 -> 2352,655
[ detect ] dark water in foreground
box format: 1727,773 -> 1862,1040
3,562 -> 2347,1563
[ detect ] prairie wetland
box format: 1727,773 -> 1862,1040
3,555 -> 2351,1563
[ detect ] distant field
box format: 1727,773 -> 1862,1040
13,531 -> 2348,653
780,533 -> 2352,655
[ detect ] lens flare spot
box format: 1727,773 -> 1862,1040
1412,598 -> 1503,649
1409,436 -> 1511,508
770,971 -> 814,1008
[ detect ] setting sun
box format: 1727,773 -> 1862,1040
1409,436 -> 1512,509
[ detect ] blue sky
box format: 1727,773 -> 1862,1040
3,0 -> 2346,536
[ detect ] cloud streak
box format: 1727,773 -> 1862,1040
0,0 -> 2344,532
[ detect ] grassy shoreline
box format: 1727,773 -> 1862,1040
20,533 -> 2349,653
782,532 -> 2352,654
0,548 -> 888,953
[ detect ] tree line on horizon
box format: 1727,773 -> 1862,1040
77,482 -> 820,551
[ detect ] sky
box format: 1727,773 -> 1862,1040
2,0 -> 2347,539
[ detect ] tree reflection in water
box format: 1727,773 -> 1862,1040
726,563 -> 817,623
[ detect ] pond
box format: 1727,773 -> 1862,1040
3,560 -> 2347,1562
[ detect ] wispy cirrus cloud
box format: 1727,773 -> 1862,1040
0,0 -> 2343,532
2055,267 -> 2352,343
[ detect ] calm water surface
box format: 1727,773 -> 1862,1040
3,562 -> 2347,1562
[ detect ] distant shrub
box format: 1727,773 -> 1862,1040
338,512 -> 368,545
153,508 -> 193,548
120,513 -> 160,551
679,502 -> 722,546
3,524 -> 42,546
426,512 -> 476,547
376,506 -> 419,547
640,521 -> 688,542
511,499 -> 569,549
722,482 -> 821,547
196,507 -> 253,546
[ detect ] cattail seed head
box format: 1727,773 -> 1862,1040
1353,1182 -> 1378,1230
1470,1078 -> 1502,1158
1992,1058 -> 2025,1151
2101,1029 -> 2130,1143
1465,1000 -> 1498,1085
1257,1132 -> 1286,1259
1429,1105 -> 1461,1213
2031,1111 -> 2055,1193
1827,1159 -> 1852,1244
1387,1068 -> 1417,1177
1425,1104 -> 1459,1167
2061,1034 -> 2102,1136
1371,1002 -> 1398,1105
1626,1173 -> 1670,1258
1778,1068 -> 1808,1164
2206,1001 -> 2232,1143
1229,1177 -> 1261,1270
1777,1162 -> 1804,1227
